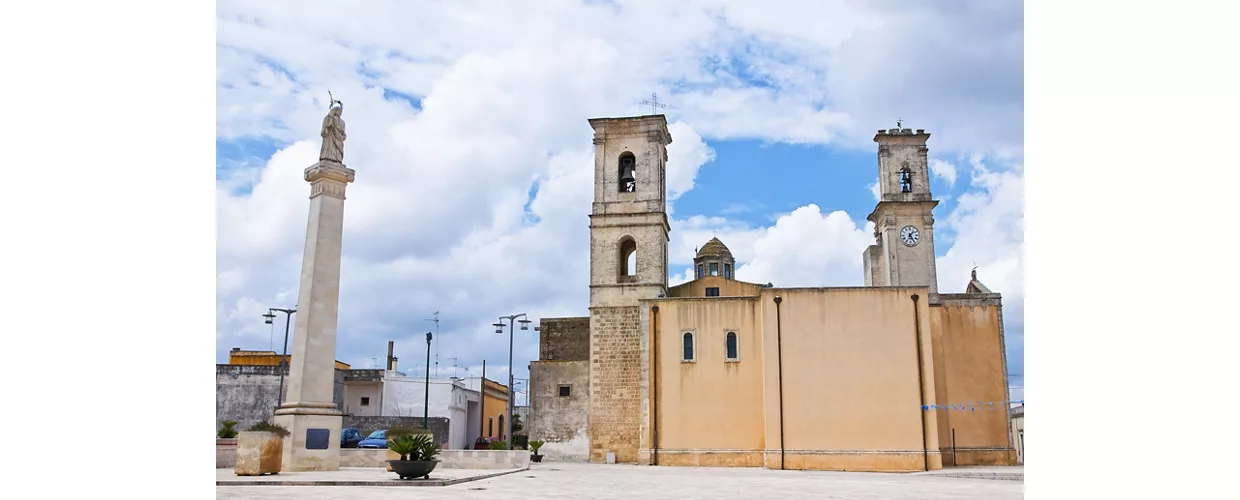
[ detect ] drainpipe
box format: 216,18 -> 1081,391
480,360 -> 486,439
912,294 -> 929,471
651,305 -> 660,466
774,295 -> 785,470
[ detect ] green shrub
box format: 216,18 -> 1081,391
411,434 -> 441,461
246,419 -> 290,437
218,420 -> 239,439
529,440 -> 545,454
488,440 -> 508,450
388,435 -> 417,461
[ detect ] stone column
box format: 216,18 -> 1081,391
274,159 -> 356,472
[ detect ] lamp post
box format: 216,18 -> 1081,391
493,313 -> 531,446
424,331 -> 432,430
263,307 -> 296,408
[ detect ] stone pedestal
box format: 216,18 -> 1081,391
274,160 -> 356,472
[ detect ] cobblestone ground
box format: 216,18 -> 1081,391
217,462 -> 1023,500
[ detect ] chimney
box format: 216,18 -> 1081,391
386,341 -> 396,371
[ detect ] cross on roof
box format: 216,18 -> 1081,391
641,93 -> 667,115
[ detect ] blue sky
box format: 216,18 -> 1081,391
215,0 -> 1025,403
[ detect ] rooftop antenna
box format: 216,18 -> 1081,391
447,357 -> 460,378
426,311 -> 440,377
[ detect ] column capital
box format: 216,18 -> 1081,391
304,161 -> 356,184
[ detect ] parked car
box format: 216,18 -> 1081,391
473,436 -> 496,450
358,429 -> 389,449
340,428 -> 363,448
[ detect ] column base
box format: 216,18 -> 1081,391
274,404 -> 344,472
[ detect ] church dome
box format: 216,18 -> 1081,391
693,237 -> 736,279
695,237 -> 734,261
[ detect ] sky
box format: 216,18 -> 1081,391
215,0 -> 1025,404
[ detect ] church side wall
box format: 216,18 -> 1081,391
588,306 -> 643,463
529,360 -> 590,461
928,295 -> 1017,466
757,288 -> 941,472
647,297 -> 766,467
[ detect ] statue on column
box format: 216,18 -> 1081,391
319,97 -> 346,163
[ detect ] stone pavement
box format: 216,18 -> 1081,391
216,462 -> 1024,499
217,466 -> 524,487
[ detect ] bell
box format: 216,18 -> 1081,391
620,171 -> 635,186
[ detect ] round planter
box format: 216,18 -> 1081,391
387,460 -> 439,480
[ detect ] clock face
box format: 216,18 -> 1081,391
899,225 -> 920,246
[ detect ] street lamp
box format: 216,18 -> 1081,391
263,307 -> 297,408
424,331 -> 432,430
494,313 -> 532,447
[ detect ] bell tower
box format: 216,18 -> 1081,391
862,126 -> 940,294
586,115 -> 672,307
584,114 -> 671,464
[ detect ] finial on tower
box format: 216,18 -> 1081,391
971,262 -> 978,280
896,117 -> 903,129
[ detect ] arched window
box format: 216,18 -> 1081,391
618,237 -> 637,281
682,332 -> 695,361
899,167 -> 913,193
726,332 -> 738,360
618,152 -> 637,192
498,415 -> 505,439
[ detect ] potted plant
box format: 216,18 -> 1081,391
235,419 -> 289,476
218,420 -> 239,439
384,427 -> 426,471
529,440 -> 545,463
387,433 -> 441,480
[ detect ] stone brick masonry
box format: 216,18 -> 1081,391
589,306 -> 643,463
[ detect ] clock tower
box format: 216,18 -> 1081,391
862,126 -> 940,294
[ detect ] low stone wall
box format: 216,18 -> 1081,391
341,448 -> 390,467
217,438 -> 237,469
339,449 -> 530,469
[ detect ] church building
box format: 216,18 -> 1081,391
527,114 -> 1017,472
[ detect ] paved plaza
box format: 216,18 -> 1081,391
216,462 -> 1023,499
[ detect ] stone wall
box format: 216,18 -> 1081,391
538,317 -> 590,361
529,360 -> 590,461
344,415 -> 450,446
588,306 -> 643,463
215,365 -> 345,432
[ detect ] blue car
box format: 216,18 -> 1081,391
357,429 -> 388,448
341,428 -> 363,448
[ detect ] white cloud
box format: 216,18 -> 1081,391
215,0 -> 1023,385
930,158 -> 958,186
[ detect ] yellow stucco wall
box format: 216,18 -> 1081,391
480,378 -> 510,440
667,276 -> 762,298
651,297 -> 765,466
928,300 -> 1017,466
757,288 -> 940,471
647,287 -> 942,472
228,350 -> 351,370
